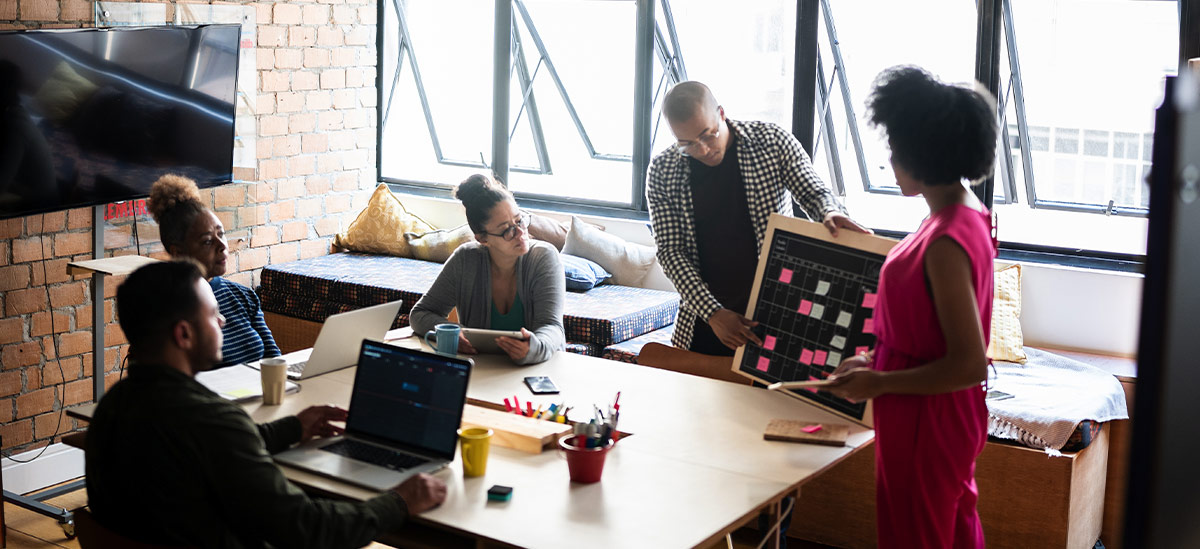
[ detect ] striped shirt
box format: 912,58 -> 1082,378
210,277 -> 280,368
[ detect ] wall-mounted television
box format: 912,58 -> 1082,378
0,24 -> 239,220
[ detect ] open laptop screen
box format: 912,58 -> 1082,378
345,340 -> 472,460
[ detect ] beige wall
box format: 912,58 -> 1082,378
0,0 -> 379,455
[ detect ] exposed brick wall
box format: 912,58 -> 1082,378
0,0 -> 379,455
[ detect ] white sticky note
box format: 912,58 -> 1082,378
810,303 -> 825,320
826,351 -> 843,367
830,335 -> 847,349
836,310 -> 853,328
815,280 -> 831,296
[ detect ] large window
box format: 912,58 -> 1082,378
379,0 -> 494,186
379,0 -> 1192,260
504,1 -> 637,204
649,0 -> 797,155
992,0 -> 1178,255
808,0 -> 1179,256
810,0 -> 978,235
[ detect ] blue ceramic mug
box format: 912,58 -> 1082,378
424,323 -> 461,355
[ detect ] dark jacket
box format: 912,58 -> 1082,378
85,362 -> 408,548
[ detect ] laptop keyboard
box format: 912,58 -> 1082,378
287,361 -> 305,378
321,439 -> 430,471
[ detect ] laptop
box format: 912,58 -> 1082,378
273,339 -> 473,491
285,300 -> 404,380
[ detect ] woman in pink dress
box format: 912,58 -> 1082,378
828,66 -> 998,548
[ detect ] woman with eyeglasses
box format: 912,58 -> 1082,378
147,174 -> 281,369
409,174 -> 566,364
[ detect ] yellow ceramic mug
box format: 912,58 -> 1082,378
457,427 -> 493,477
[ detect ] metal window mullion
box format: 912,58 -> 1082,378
974,0 -> 1001,207
794,0 -> 818,156
652,26 -> 683,84
396,0 -> 445,163
493,0 -> 513,183
513,0 -> 608,160
632,0 -> 655,210
995,77 -> 1019,203
658,0 -> 687,80
1003,0 -> 1038,206
508,15 -> 552,174
394,0 -> 487,169
814,53 -> 846,196
819,0 -> 872,192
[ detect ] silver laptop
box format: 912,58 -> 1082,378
274,339 -> 473,491
287,300 -> 404,380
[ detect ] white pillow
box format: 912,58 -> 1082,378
562,216 -> 657,286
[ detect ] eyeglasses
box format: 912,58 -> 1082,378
482,213 -> 530,241
678,126 -> 721,157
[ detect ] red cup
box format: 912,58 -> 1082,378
559,434 -> 615,483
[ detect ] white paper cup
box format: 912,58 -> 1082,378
260,358 -> 287,405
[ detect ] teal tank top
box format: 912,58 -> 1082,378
490,293 -> 525,331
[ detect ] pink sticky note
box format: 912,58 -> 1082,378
863,318 -> 875,334
862,293 -> 878,308
756,356 -> 771,372
855,346 -> 870,356
799,349 -> 814,365
763,335 -> 777,351
804,376 -> 823,393
813,350 -> 828,365
779,268 -> 793,284
797,300 -> 813,315
801,424 -> 824,434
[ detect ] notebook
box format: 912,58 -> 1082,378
195,364 -> 300,402
273,339 -> 473,491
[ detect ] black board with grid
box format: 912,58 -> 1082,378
733,215 -> 897,427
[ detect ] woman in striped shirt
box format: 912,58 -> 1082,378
147,175 -> 280,368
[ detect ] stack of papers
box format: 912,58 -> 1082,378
195,364 -> 301,402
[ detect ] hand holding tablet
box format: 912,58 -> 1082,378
461,327 -> 528,355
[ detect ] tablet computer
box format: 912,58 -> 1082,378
461,327 -> 526,354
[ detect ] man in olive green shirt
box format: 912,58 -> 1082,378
86,260 -> 447,548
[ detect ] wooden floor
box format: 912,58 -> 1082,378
2,482 -> 827,549
2,482 -> 84,549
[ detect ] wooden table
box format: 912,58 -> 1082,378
71,335 -> 876,548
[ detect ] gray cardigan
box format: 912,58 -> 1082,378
410,241 -> 566,365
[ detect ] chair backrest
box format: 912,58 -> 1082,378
636,343 -> 752,385
74,508 -> 187,549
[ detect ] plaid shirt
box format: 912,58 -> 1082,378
646,119 -> 846,350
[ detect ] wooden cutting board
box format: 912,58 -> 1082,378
763,419 -> 849,447
461,404 -> 572,454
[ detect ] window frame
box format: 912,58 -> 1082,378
377,0 -> 1198,267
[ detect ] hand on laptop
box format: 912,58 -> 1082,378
495,328 -> 533,362
296,405 -> 348,443
392,473 -> 447,514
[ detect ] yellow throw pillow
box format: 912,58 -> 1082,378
334,184 -> 435,257
987,263 -> 1027,363
35,61 -> 99,121
405,224 -> 475,263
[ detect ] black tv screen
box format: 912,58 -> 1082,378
0,24 -> 239,220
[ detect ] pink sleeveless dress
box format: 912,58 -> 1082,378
871,203 -> 996,548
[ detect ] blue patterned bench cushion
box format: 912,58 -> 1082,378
259,252 -> 680,347
562,285 -> 679,346
564,342 -> 604,357
602,324 -> 676,364
260,253 -> 442,323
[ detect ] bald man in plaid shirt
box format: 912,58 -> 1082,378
647,81 -> 869,357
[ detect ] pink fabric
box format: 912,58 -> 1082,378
871,203 -> 996,549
